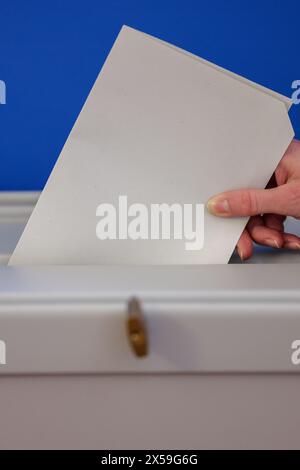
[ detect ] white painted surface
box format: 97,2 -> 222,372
0,374 -> 299,449
1,193 -> 300,373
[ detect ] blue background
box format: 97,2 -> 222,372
0,0 -> 299,190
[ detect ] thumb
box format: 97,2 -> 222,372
206,184 -> 297,217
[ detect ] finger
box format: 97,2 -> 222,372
283,232 -> 300,250
263,213 -> 286,232
206,184 -> 298,218
236,229 -> 253,261
247,215 -> 284,248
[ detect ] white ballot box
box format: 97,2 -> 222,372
0,192 -> 300,449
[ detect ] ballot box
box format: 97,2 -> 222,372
0,191 -> 300,450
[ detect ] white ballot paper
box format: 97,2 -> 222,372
9,26 -> 294,265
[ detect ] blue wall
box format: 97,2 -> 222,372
0,0 -> 299,190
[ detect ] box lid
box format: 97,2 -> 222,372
0,192 -> 300,374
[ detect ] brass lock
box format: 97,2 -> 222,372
127,297 -> 148,358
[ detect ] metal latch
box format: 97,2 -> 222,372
127,297 -> 148,358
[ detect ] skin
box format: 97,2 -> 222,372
207,139 -> 300,260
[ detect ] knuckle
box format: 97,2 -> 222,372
286,183 -> 300,214
274,166 -> 286,186
282,181 -> 300,218
240,190 -> 258,215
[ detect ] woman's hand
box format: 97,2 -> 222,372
207,139 -> 300,260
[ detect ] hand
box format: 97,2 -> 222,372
207,139 -> 300,260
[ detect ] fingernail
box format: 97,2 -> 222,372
207,197 -> 230,216
237,247 -> 244,261
284,242 -> 300,250
265,238 -> 280,248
